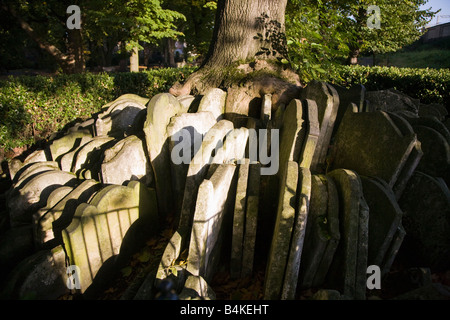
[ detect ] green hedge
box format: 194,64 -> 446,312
1,65 -> 449,155
330,65 -> 450,109
0,67 -> 196,152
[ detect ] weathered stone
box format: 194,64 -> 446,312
35,179 -> 101,247
301,81 -> 339,169
230,159 -> 250,279
299,174 -> 340,289
418,103 -> 448,121
8,170 -> 78,226
326,169 -> 367,299
331,109 -> 418,189
299,99 -> 320,169
177,94 -> 196,111
168,111 -> 217,209
12,161 -> 59,188
95,94 -> 148,138
101,135 -> 153,186
214,127 -> 249,165
197,88 -> 227,121
72,136 -> 115,175
62,181 -> 158,292
413,125 -> 450,178
186,164 -> 237,282
241,162 -> 261,278
48,129 -> 93,162
355,195 -> 369,300
33,185 -> 74,244
329,84 -> 366,137
282,167 -> 311,300
143,93 -> 189,216
23,149 -> 48,165
0,246 -> 67,300
179,275 -> 216,300
365,89 -> 420,115
360,177 -> 403,268
381,224 -> 405,277
386,112 -> 424,199
178,120 -> 234,238
399,171 -> 450,271
264,161 -> 298,300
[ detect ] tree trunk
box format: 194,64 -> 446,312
169,0 -> 300,118
202,0 -> 287,68
130,46 -> 139,72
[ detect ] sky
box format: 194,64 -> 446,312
421,0 -> 450,26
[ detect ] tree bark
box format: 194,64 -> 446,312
202,0 -> 287,68
169,0 -> 300,101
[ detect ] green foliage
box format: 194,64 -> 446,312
286,0 -> 350,82
285,0 -> 437,80
331,65 -> 450,108
0,67 -> 196,152
162,0 -> 216,58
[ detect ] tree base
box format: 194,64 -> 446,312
170,60 -> 303,119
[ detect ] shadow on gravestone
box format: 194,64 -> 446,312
398,171 -> 450,272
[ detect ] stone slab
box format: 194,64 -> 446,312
282,167 -> 311,300
264,161 -> 298,300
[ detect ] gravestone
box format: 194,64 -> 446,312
197,88 -> 227,121
8,170 -> 78,227
282,167 -> 311,300
48,129 -> 93,162
241,162 -> 261,278
230,159 -> 250,279
413,125 -> 450,178
143,93 -> 189,217
0,246 -> 67,300
301,81 -> 339,170
399,171 -> 450,272
100,135 -> 153,186
299,174 -> 340,289
365,89 -> 420,115
178,120 -> 234,237
33,185 -> 74,244
186,164 -> 237,282
35,179 -> 101,247
11,161 -> 59,188
264,161 -> 299,300
329,84 -> 366,136
62,181 -> 158,292
331,108 -> 418,189
326,169 -> 368,300
71,136 -> 115,175
167,111 -> 217,209
360,176 -> 403,268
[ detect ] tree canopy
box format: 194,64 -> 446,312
0,0 -> 438,75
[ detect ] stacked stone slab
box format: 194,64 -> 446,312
301,81 -> 339,172
299,174 -> 340,289
2,85 -> 450,301
230,159 -> 261,279
325,169 -> 369,300
62,181 -> 158,292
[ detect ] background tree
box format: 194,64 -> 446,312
0,0 -> 185,73
163,0 -> 217,63
332,0 -> 437,64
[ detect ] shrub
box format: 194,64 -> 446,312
0,67 -> 196,154
329,65 -> 450,110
